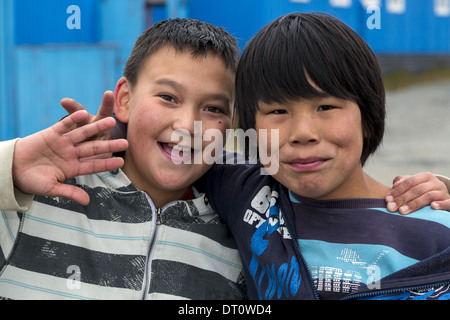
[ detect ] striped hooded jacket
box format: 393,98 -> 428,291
0,139 -> 246,300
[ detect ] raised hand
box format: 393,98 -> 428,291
60,90 -> 115,143
386,172 -> 450,214
12,110 -> 128,206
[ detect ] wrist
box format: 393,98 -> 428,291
11,138 -> 28,193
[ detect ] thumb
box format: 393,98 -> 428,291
52,184 -> 91,206
392,175 -> 406,188
96,91 -> 115,120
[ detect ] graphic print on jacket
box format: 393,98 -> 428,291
205,161 -> 450,300
245,186 -> 302,299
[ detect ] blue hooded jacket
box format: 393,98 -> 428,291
204,162 -> 450,300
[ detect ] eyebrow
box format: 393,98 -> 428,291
154,78 -> 183,91
203,93 -> 231,106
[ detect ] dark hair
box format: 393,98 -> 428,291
235,12 -> 385,165
124,18 -> 239,88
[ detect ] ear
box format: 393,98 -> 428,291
114,77 -> 131,124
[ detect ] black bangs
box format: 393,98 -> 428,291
239,13 -> 362,108
254,20 -> 327,105
256,15 -> 343,105
236,13 -> 363,131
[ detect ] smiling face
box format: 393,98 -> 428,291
115,45 -> 234,206
256,95 -> 389,200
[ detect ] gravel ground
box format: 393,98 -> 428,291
364,80 -> 450,186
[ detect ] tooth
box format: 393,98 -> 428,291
170,144 -> 191,153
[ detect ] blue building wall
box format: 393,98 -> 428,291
0,0 -> 15,140
188,0 -> 450,54
361,0 -> 450,53
1,0 -> 449,140
1,0 -> 145,140
14,0 -> 99,45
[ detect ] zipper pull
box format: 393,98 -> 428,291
156,207 -> 162,225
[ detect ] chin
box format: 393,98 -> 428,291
160,170 -> 202,188
289,180 -> 334,200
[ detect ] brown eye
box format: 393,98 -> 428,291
271,109 -> 287,115
204,106 -> 224,114
160,95 -> 177,103
317,105 -> 335,111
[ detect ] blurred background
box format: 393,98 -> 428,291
1,0 -> 449,183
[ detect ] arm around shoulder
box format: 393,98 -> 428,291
0,139 -> 33,211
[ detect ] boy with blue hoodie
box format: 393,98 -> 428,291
204,12 -> 450,300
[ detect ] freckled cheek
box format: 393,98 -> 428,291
260,127 -> 286,155
256,118 -> 274,145
329,123 -> 364,160
128,111 -> 166,151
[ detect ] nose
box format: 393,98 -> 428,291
289,114 -> 320,145
172,105 -> 198,135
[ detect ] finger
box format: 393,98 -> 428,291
392,175 -> 408,189
389,177 -> 448,214
78,157 -> 125,177
397,190 -> 448,215
386,173 -> 433,205
432,199 -> 450,211
61,98 -> 88,115
53,110 -> 90,135
61,98 -> 95,128
388,181 -> 439,213
76,139 -> 128,159
95,91 -> 115,121
65,116 -> 117,144
399,191 -> 450,214
392,175 -> 406,186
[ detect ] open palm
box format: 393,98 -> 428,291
12,110 -> 128,205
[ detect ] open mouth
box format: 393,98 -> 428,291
158,142 -> 196,163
